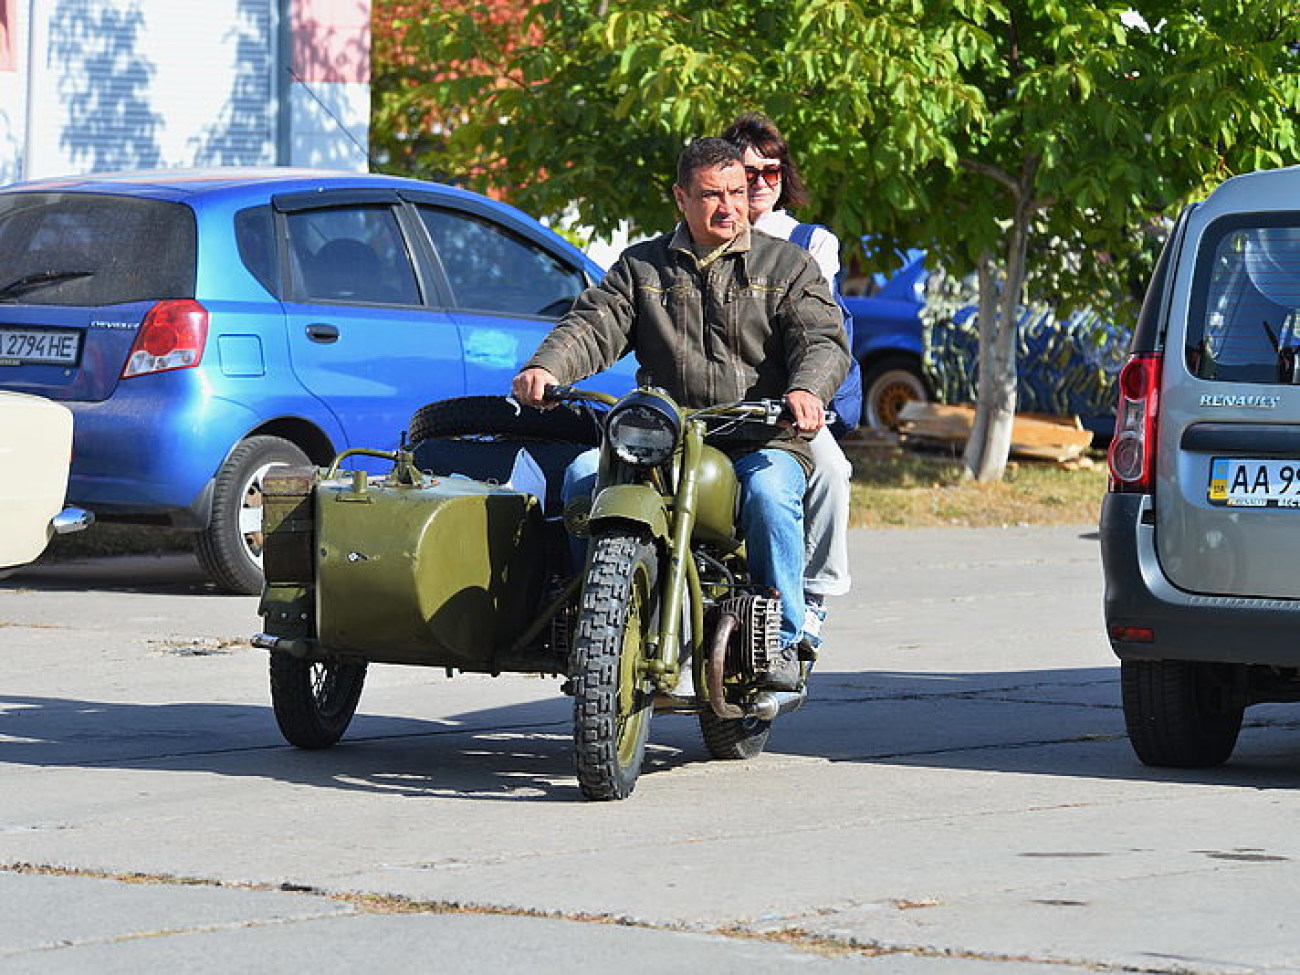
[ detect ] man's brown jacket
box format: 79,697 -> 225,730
524,224 -> 850,468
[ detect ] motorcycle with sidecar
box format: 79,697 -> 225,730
253,385 -> 817,800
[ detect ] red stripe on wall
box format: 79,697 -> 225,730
291,0 -> 371,84
0,0 -> 16,72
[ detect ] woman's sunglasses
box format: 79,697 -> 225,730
745,165 -> 782,188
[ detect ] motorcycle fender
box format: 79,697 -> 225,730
588,483 -> 669,540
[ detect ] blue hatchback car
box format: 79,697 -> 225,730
0,169 -> 632,593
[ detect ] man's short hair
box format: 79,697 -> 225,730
676,137 -> 743,190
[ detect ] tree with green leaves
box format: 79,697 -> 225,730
373,0 -> 1300,479
914,1 -> 1299,478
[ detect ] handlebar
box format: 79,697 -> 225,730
535,384 -> 832,428
540,385 -> 835,429
542,383 -> 618,407
693,398 -> 839,429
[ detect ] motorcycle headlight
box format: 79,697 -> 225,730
607,394 -> 681,467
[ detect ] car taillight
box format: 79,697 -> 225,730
121,299 -> 209,378
1107,353 -> 1162,493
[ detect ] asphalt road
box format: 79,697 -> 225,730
3,527 -> 1300,973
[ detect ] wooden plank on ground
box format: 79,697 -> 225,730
897,403 -> 1094,463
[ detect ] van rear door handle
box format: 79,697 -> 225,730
305,323 -> 339,343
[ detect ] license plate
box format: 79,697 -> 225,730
0,327 -> 81,366
1208,457 -> 1300,508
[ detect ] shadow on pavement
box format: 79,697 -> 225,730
780,666 -> 1300,789
4,665 -> 1300,799
1,554 -> 225,597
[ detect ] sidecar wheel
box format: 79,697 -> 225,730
698,712 -> 771,761
269,650 -> 367,749
572,531 -> 658,800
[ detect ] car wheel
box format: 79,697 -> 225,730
862,356 -> 928,432
196,436 -> 311,595
1121,659 -> 1244,768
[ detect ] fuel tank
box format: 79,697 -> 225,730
691,444 -> 741,550
266,468 -> 548,669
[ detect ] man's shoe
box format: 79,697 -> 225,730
762,644 -> 802,691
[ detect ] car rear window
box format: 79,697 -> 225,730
1187,215 -> 1300,383
0,193 -> 196,306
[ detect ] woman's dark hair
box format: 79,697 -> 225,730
721,112 -> 811,211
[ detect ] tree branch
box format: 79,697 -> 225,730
958,158 -> 1020,198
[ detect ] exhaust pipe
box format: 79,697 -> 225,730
251,632 -> 314,658
707,612 -> 808,720
749,688 -> 806,721
707,611 -> 746,719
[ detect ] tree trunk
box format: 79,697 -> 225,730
962,254 -> 997,475
964,188 -> 1034,483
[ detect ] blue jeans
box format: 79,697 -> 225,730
562,447 -> 808,645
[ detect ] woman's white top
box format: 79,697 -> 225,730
753,209 -> 840,288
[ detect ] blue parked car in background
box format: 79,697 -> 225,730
840,247 -> 931,432
843,243 -> 1123,439
0,169 -> 633,593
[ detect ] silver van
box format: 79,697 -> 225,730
1101,165 -> 1300,768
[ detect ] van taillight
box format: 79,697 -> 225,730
1107,353 -> 1162,493
121,299 -> 209,378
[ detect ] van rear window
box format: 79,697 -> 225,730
1187,217 -> 1300,383
0,192 -> 196,306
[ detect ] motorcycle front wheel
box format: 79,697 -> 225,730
571,530 -> 658,800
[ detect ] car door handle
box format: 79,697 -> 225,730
305,323 -> 339,343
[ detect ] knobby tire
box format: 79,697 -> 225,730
571,531 -> 658,800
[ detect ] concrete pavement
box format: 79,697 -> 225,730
3,527 -> 1300,973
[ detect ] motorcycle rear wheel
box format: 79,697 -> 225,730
572,531 -> 658,800
698,711 -> 771,760
269,651 -> 367,749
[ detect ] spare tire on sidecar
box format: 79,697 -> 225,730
406,395 -> 600,518
256,395 -> 603,750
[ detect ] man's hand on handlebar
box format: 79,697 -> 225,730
511,367 -> 560,409
783,389 -> 826,434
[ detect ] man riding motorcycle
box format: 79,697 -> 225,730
512,136 -> 850,686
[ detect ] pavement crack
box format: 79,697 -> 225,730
841,732 -> 1128,763
0,863 -> 1196,972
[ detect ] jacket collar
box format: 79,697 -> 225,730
669,223 -> 752,269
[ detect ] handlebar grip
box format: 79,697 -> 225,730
542,383 -> 574,402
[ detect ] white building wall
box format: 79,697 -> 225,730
0,0 -> 371,182
286,0 -> 370,170
287,79 -> 369,170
